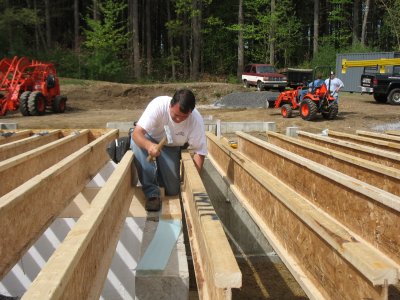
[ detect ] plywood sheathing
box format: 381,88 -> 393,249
181,151 -> 242,300
0,129 -> 91,197
357,130 -> 400,143
327,130 -> 400,152
206,132 -> 397,300
0,129 -> 118,279
298,130 -> 400,169
264,131 -> 400,197
236,131 -> 400,267
22,151 -> 135,300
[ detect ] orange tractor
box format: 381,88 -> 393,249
0,56 -> 67,116
274,67 -> 338,121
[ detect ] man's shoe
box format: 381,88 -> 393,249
145,197 -> 161,212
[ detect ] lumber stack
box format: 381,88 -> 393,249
206,129 -> 400,300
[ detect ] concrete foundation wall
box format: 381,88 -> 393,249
201,158 -> 280,262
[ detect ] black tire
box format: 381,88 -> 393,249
28,91 -> 46,116
388,88 -> 400,105
322,103 -> 338,120
300,98 -> 318,121
281,104 -> 293,118
19,91 -> 31,116
257,81 -> 263,91
52,95 -> 67,113
373,93 -> 387,103
243,80 -> 249,88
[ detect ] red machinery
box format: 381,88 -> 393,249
0,56 -> 67,116
274,67 -> 338,121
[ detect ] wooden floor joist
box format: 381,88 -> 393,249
21,151 -> 135,300
0,129 -> 92,197
0,129 -> 118,279
236,131 -> 400,266
0,129 -> 32,145
297,130 -> 400,169
0,129 -> 62,161
264,131 -> 400,196
206,132 -> 399,300
181,151 -> 242,300
385,130 -> 400,136
356,130 -> 400,143
326,129 -> 400,152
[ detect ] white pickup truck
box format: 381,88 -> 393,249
242,64 -> 287,92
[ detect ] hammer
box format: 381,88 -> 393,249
146,125 -> 173,161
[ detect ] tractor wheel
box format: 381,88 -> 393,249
257,81 -> 263,91
243,80 -> 249,88
300,98 -> 318,121
19,91 -> 31,116
388,88 -> 400,105
322,103 -> 339,120
52,95 -> 66,113
28,91 -> 46,116
281,104 -> 293,118
373,93 -> 387,103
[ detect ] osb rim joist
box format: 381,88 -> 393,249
206,131 -> 400,300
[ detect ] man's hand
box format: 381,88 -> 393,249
132,125 -> 161,158
147,143 -> 162,158
193,153 -> 205,173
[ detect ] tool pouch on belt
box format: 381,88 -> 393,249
106,125 -> 135,164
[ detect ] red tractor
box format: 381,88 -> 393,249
274,67 -> 338,121
0,56 -> 67,116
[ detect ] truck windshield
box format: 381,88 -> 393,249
256,65 -> 276,73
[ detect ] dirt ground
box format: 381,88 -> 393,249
2,81 -> 400,134
2,81 -> 400,299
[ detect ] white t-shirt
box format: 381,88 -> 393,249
324,77 -> 344,95
137,96 -> 208,156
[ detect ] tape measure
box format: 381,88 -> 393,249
229,141 -> 238,149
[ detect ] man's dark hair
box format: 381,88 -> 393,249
170,89 -> 196,113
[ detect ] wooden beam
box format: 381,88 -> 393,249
326,129 -> 400,152
181,151 -> 242,299
297,130 -> 400,170
0,130 -> 62,161
22,151 -> 134,300
385,130 -> 400,136
206,132 -> 397,299
236,131 -> 400,266
0,130 -> 32,145
356,130 -> 400,143
264,131 -> 400,197
0,129 -> 90,197
0,129 -> 118,279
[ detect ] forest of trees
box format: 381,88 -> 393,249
0,0 -> 399,83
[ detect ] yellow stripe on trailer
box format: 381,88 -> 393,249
341,58 -> 400,74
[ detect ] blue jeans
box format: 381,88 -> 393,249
131,135 -> 181,199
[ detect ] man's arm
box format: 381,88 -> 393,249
132,125 -> 162,158
193,153 -> 205,173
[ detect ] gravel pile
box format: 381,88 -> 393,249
371,122 -> 400,132
213,91 -> 280,109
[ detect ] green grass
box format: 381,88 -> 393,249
59,77 -> 94,86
